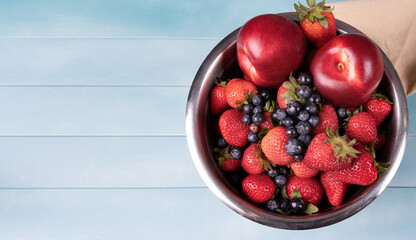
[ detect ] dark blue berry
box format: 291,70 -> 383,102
266,199 -> 280,212
282,117 -> 295,127
298,134 -> 312,147
295,121 -> 311,135
308,115 -> 320,127
286,101 -> 303,116
305,102 -> 318,115
242,115 -> 252,126
217,136 -> 228,148
279,166 -> 290,176
252,113 -> 264,125
286,126 -> 298,138
297,86 -> 311,99
337,107 -> 347,119
248,132 -> 259,143
297,110 -> 310,122
290,198 -> 306,213
252,94 -> 264,106
308,93 -> 323,105
230,147 -> 243,160
274,108 -> 287,121
243,103 -> 254,115
267,168 -> 278,178
252,105 -> 263,114
258,89 -> 271,101
274,175 -> 287,188
298,72 -> 313,86
279,198 -> 290,213
285,138 -> 306,156
294,155 -> 304,161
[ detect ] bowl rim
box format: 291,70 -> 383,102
185,12 -> 408,229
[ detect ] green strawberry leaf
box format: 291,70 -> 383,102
306,0 -> 316,7
281,185 -> 289,199
304,203 -> 319,215
291,189 -> 302,199
276,209 -> 288,215
258,128 -> 270,139
322,6 -> 335,13
318,17 -> 328,29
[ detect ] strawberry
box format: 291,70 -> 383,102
215,146 -> 242,172
276,73 -> 306,109
241,143 -> 274,174
320,171 -> 349,207
295,0 -> 336,48
242,173 -> 275,203
290,161 -> 319,178
225,78 -> 258,108
286,175 -> 324,205
336,145 -> 378,185
303,127 -> 360,171
346,111 -> 377,145
210,79 -> 230,115
259,111 -> 275,130
219,109 -> 250,147
261,126 -> 294,165
363,93 -> 393,127
374,131 -> 386,151
311,104 -> 338,136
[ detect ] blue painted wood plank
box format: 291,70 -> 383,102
0,39 -> 217,86
0,187 -> 414,239
0,0 -> 343,38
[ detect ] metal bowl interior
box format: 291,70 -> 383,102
185,12 -> 408,229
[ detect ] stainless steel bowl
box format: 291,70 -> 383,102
185,12 -> 408,229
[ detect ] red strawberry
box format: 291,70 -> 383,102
374,131 -> 386,151
276,73 -> 305,109
259,111 -> 275,130
225,78 -> 258,108
336,145 -> 378,186
242,173 -> 275,203
210,80 -> 230,115
320,171 -> 349,207
295,0 -> 336,48
286,175 -> 324,205
311,104 -> 338,136
215,146 -> 241,172
241,143 -> 274,174
290,161 -> 319,179
303,127 -> 360,171
346,112 -> 377,145
219,109 -> 250,147
261,126 -> 294,165
363,93 -> 393,127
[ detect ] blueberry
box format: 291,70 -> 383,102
252,105 -> 263,114
230,147 -> 243,160
297,110 -> 310,122
267,168 -> 279,178
305,102 -> 318,115
248,132 -> 259,143
273,108 -> 287,121
290,198 -> 306,213
258,89 -> 271,101
243,103 -> 254,115
308,93 -> 323,105
285,138 -> 306,156
295,121 -> 311,135
274,175 -> 287,187
242,115 -> 252,126
298,72 -> 313,86
282,117 -> 295,127
294,155 -> 304,161
279,198 -> 290,213
308,115 -> 320,127
297,86 -> 311,99
298,134 -> 312,147
279,166 -> 290,177
252,113 -> 264,125
286,126 -> 299,138
217,136 -> 228,148
337,107 -> 347,119
286,101 -> 303,116
249,123 -> 260,133
252,94 -> 264,106
266,199 -> 280,212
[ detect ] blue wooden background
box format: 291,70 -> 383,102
0,0 -> 415,239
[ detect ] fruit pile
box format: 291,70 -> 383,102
210,0 -> 393,215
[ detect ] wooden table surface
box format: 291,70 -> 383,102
0,0 -> 415,239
